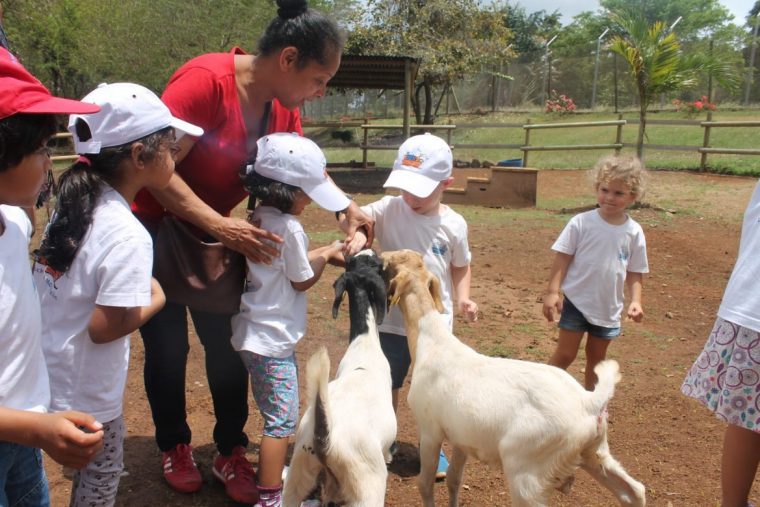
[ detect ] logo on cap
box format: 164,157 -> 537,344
402,152 -> 424,169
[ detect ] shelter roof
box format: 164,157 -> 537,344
328,55 -> 419,90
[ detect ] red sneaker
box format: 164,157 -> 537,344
212,446 -> 258,504
162,443 -> 202,493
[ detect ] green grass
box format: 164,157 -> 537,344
314,109 -> 760,176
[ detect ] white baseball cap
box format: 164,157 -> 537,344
253,133 -> 351,212
68,82 -> 203,154
383,133 -> 453,198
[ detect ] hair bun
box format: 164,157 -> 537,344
277,0 -> 308,19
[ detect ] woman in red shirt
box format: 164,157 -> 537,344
132,1 -> 372,504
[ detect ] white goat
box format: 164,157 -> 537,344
381,249 -> 646,507
283,251 -> 397,507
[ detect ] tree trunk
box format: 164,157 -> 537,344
637,104 -> 647,160
422,80 -> 433,125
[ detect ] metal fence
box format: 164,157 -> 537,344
304,38 -> 756,121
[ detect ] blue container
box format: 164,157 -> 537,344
497,158 -> 523,168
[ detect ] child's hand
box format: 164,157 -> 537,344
459,299 -> 478,322
37,411 -> 104,469
342,228 -> 368,256
542,292 -> 562,322
627,302 -> 644,322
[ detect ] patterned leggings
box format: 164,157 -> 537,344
69,416 -> 124,507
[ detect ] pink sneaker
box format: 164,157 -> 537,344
162,443 -> 202,493
213,446 -> 258,504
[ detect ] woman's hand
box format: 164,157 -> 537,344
213,216 -> 283,264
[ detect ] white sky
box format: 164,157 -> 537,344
511,0 -> 753,25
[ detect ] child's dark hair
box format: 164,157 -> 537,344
257,0 -> 345,68
241,168 -> 298,213
36,121 -> 172,273
0,113 -> 57,172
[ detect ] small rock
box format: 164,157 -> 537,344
665,312 -> 674,319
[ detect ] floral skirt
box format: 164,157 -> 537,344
681,317 -> 760,432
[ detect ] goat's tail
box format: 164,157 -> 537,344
306,347 -> 331,464
587,359 -> 621,414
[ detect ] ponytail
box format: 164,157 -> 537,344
36,123 -> 172,273
258,0 -> 345,68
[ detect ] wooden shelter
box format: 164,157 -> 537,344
327,55 -> 419,138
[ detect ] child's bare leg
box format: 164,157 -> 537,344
258,435 -> 289,487
584,334 -> 611,390
548,329 -> 585,370
722,423 -> 760,507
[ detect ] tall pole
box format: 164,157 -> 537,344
745,15 -> 760,106
591,28 -> 610,109
661,16 -> 683,108
543,35 -> 558,105
707,38 -> 714,101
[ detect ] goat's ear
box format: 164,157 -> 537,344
369,277 -> 387,325
332,274 -> 347,319
428,274 -> 445,313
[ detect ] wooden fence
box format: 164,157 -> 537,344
52,115 -> 760,169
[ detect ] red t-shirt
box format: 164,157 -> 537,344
132,48 -> 302,225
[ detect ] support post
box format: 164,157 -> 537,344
700,111 -> 713,171
615,113 -> 623,155
591,28 -> 609,109
522,118 -> 532,167
403,59 -> 412,139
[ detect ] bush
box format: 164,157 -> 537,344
545,90 -> 576,115
672,96 -> 717,117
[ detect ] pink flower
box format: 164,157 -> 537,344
694,101 -> 703,110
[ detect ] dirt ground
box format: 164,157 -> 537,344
44,169 -> 760,506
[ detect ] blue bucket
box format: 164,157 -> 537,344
497,158 -> 523,168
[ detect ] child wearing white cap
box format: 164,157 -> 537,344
339,133 -> 478,479
32,82 -> 203,507
230,132 -> 349,507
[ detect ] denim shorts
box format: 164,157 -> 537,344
240,351 -> 299,438
379,332 -> 412,390
0,441 -> 50,507
558,298 -> 620,339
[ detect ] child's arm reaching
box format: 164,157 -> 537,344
0,407 -> 104,469
452,264 -> 478,322
542,252 -> 573,322
88,278 -> 166,344
626,271 -> 645,322
291,241 -> 344,292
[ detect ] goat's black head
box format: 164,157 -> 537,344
332,250 -> 387,335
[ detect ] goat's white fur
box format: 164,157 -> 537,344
283,256 -> 396,506
382,249 -> 646,507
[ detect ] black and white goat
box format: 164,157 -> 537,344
283,250 -> 397,507
381,249 -> 646,507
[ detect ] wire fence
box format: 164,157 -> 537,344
304,39 -> 757,121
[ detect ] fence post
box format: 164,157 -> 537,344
615,113 -> 623,155
700,111 -> 712,171
362,118 -> 369,169
522,118 -> 532,167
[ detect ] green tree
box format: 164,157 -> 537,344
610,12 -> 738,158
347,0 -> 513,124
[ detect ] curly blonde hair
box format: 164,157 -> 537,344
589,154 -> 647,201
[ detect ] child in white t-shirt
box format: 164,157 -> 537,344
542,154 -> 649,390
33,83 -> 203,507
230,132 -> 349,507
0,46 -> 105,506
340,133 -> 478,479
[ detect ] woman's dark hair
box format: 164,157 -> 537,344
241,168 -> 298,214
36,121 -> 172,273
0,113 -> 56,172
257,0 -> 345,68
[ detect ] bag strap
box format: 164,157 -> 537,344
245,101 -> 273,212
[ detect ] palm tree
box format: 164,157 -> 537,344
610,13 -> 737,159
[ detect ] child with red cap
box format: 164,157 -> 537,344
0,47 -> 104,506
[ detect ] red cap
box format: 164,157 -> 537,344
0,47 -> 100,120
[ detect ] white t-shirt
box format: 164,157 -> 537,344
719,179 -> 760,332
0,205 -> 50,413
552,209 -> 649,328
33,188 -> 153,422
362,196 -> 471,336
231,206 -> 313,358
